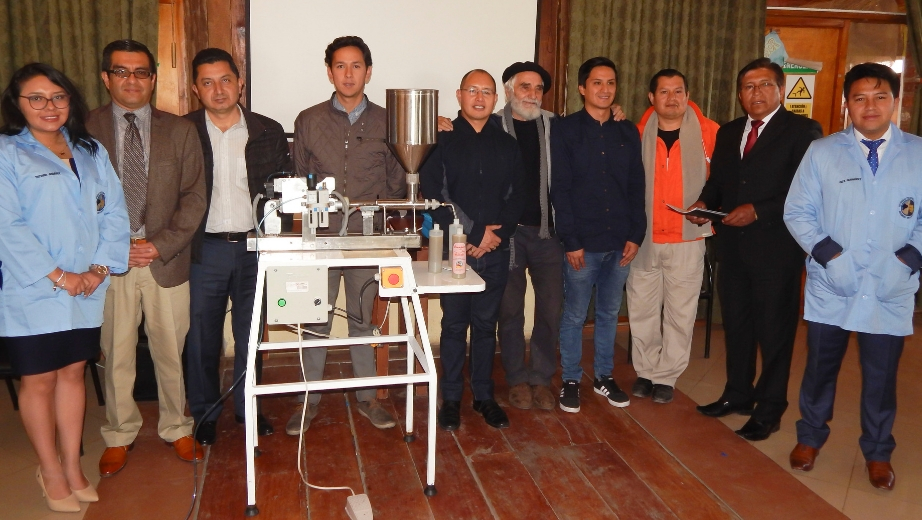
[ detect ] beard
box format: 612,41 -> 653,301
510,95 -> 541,121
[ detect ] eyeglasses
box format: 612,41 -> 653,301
20,94 -> 71,110
106,68 -> 153,80
741,81 -> 777,93
462,87 -> 495,97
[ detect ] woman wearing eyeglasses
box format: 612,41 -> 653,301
0,63 -> 129,513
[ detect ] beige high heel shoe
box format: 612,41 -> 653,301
71,478 -> 99,503
35,467 -> 81,513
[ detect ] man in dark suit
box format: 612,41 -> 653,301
88,39 -> 207,476
183,48 -> 292,445
687,58 -> 822,441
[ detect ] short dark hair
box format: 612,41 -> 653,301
736,58 -> 783,91
578,57 -> 618,87
324,36 -> 372,67
101,39 -> 157,74
649,69 -> 688,94
844,62 -> 900,98
192,48 -> 240,82
0,63 -> 98,155
459,69 -> 496,90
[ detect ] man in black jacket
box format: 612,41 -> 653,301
687,58 -> 823,441
183,48 -> 292,445
421,69 -> 526,431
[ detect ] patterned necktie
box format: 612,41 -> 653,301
742,119 -> 763,157
861,138 -> 885,175
122,113 -> 147,232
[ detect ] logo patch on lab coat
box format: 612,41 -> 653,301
900,197 -> 914,219
96,192 -> 106,213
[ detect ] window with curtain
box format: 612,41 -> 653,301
0,0 -> 158,112
566,0 -> 766,124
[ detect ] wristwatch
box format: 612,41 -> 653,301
90,264 -> 110,276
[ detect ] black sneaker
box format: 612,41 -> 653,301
437,400 -> 461,431
559,380 -> 581,413
473,399 -> 509,429
632,377 -> 653,398
651,384 -> 674,404
594,376 -> 630,407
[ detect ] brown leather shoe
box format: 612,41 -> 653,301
789,443 -> 819,472
532,385 -> 556,410
508,383 -> 533,410
866,460 -> 895,490
169,435 -> 205,462
99,443 -> 134,477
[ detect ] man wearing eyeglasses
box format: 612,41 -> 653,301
87,39 -> 207,476
421,69 -> 526,430
287,36 -> 405,436
686,58 -> 822,441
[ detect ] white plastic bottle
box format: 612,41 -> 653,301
428,224 -> 443,273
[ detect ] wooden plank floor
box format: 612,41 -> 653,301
87,335 -> 846,520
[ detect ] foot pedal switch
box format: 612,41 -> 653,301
345,493 -> 373,519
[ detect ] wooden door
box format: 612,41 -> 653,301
764,24 -> 846,136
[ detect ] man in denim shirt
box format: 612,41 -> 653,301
551,57 -> 645,413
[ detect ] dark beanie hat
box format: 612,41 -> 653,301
502,61 -> 552,91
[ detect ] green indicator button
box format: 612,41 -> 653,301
278,298 -> 287,307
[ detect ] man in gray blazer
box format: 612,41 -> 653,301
87,39 -> 207,477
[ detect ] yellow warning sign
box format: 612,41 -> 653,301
787,77 -> 812,99
786,102 -> 812,117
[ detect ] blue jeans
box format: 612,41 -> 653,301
559,250 -> 630,382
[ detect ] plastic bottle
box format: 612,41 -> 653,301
451,221 -> 466,279
428,224 -> 443,273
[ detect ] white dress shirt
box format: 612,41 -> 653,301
739,104 -> 782,158
204,107 -> 253,233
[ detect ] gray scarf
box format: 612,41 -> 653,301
502,103 -> 551,240
636,106 -> 711,270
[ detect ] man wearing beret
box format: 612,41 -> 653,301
492,62 -> 562,411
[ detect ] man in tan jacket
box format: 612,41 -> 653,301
87,39 -> 207,476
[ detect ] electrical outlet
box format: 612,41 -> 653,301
345,493 -> 373,520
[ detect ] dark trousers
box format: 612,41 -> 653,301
717,254 -> 802,423
440,249 -> 509,402
498,226 -> 563,387
796,321 -> 903,462
186,236 -> 258,423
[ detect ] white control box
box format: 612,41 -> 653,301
265,265 -> 330,324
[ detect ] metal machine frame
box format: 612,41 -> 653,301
241,244 -> 483,516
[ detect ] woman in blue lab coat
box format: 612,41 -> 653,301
0,63 -> 128,513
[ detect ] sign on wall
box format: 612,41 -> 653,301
783,63 -> 818,118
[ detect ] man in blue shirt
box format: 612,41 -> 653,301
783,63 -> 922,491
551,57 -> 645,413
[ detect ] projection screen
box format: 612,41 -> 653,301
249,0 -> 539,133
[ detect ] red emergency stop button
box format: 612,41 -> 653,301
381,267 -> 404,288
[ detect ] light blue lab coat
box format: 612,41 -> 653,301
784,123 -> 922,336
0,128 -> 129,337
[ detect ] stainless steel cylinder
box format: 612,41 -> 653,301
386,89 -> 438,175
